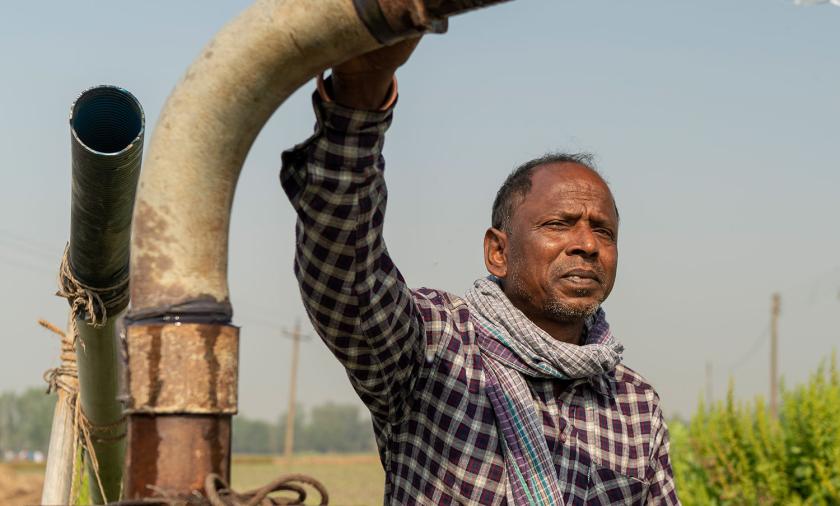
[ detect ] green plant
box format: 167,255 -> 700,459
671,352 -> 840,505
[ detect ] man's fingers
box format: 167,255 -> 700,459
333,36 -> 422,76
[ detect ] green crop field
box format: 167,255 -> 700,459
232,453 -> 385,506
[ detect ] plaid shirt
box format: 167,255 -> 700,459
280,92 -> 680,505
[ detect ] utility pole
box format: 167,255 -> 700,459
770,293 -> 781,418
705,360 -> 714,405
280,320 -> 310,461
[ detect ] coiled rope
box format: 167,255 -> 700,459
109,473 -> 329,505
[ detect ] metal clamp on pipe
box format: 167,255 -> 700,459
124,323 -> 239,415
353,0 -> 513,44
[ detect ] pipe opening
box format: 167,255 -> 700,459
71,87 -> 143,154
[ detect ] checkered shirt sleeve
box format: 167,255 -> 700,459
646,403 -> 680,504
280,92 -> 423,426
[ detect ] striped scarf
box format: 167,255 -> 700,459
464,277 -> 624,505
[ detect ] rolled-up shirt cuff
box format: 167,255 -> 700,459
280,88 -> 395,206
317,72 -> 399,112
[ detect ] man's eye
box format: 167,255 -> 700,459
596,228 -> 615,239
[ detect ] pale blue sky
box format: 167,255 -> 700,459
1,1 -> 838,421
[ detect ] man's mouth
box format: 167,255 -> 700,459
562,268 -> 600,281
559,269 -> 601,287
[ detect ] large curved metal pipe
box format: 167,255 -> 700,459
129,0 -> 378,316
129,0 -> 510,317
126,0 -> 512,498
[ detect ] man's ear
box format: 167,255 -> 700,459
484,227 -> 508,278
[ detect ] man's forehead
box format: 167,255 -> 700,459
528,162 -> 614,202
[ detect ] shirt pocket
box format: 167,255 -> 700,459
585,466 -> 649,505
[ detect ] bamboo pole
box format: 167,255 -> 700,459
40,317 -> 77,505
39,313 -> 79,504
41,391 -> 77,504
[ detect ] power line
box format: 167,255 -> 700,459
0,237 -> 58,261
234,312 -> 316,342
727,323 -> 770,373
0,226 -> 62,255
0,250 -> 57,277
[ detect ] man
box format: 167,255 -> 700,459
281,38 -> 679,505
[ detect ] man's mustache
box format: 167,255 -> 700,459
553,263 -> 607,283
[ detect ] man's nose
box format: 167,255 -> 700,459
567,224 -> 598,257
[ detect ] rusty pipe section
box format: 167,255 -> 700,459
126,0 -> 514,498
364,0 -> 513,43
123,323 -> 238,496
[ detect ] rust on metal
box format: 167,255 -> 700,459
130,200 -> 184,306
124,414 -> 231,498
125,323 -> 239,414
377,0 -> 434,34
373,0 -> 513,36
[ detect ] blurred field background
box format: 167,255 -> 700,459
232,454 -> 384,505
0,454 -> 384,506
2,350 -> 839,505
4,351 -> 840,505
0,461 -> 43,506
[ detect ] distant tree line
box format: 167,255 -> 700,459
233,402 -> 377,454
0,387 -> 54,454
0,387 -> 376,456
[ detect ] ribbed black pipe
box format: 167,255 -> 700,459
69,86 -> 144,312
424,0 -> 513,17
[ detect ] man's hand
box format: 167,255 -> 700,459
330,37 -> 421,110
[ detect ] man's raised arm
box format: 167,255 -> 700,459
279,39 -> 424,426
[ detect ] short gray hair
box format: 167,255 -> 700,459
491,152 -> 605,231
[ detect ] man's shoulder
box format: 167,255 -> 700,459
410,287 -> 478,349
410,287 -> 471,319
411,287 -> 463,305
608,363 -> 663,407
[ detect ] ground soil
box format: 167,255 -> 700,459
0,464 -> 43,506
0,454 -> 381,506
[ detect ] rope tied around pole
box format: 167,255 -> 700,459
41,319 -> 78,397
56,244 -> 130,341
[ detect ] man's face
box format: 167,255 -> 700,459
485,162 -> 619,323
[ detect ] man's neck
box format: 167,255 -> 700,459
501,286 -> 586,345
497,281 -> 586,345
526,313 -> 586,345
